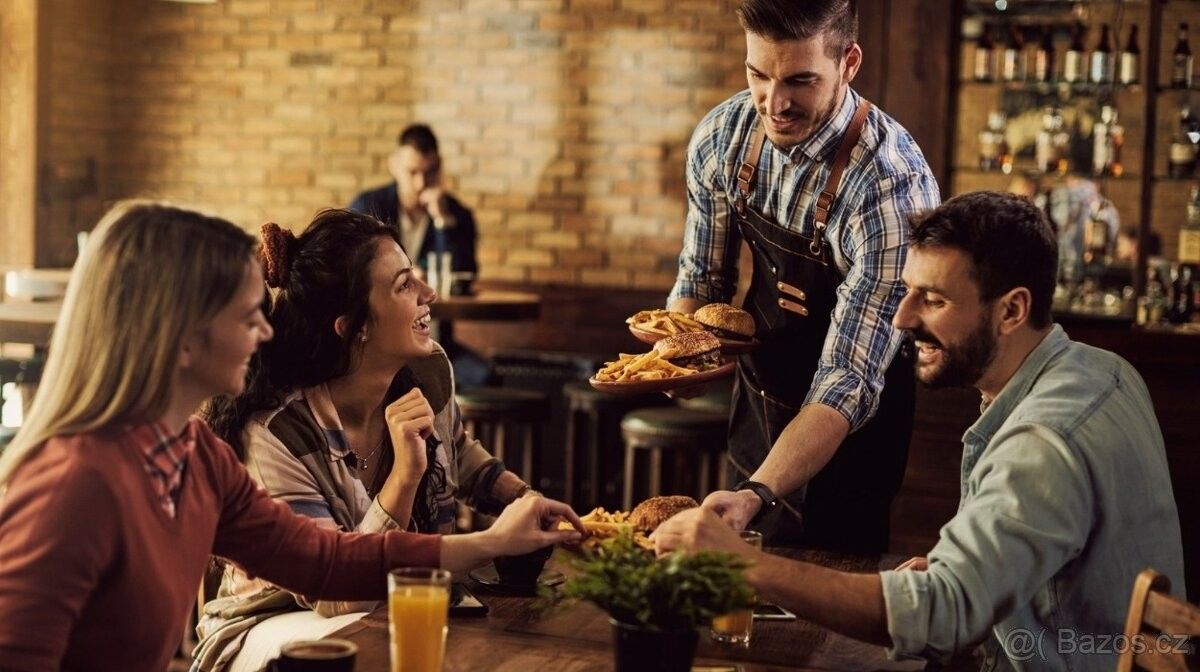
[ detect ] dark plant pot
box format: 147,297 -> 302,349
609,618 -> 699,672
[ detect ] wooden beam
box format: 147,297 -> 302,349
0,0 -> 38,270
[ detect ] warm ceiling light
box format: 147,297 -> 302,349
160,0 -> 218,3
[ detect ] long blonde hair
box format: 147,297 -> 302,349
0,200 -> 256,490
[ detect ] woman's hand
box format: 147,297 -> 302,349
484,495 -> 584,556
384,389 -> 435,485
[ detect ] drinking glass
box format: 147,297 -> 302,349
388,567 -> 451,672
710,530 -> 762,645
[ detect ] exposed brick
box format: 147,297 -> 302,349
39,0 -> 745,287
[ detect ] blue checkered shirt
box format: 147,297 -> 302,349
668,88 -> 941,431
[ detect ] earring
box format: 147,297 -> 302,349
360,332 -> 368,343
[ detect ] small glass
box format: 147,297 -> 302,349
388,567 -> 451,672
710,530 -> 763,645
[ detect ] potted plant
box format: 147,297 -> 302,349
550,531 -> 755,672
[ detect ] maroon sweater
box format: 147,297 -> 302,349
0,420 -> 441,672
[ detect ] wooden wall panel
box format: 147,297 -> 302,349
0,1 -> 38,270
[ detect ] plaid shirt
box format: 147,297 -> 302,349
137,420 -> 198,517
668,88 -> 941,431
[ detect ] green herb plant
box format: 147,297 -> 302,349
550,530 -> 756,631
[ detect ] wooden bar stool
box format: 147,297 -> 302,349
562,382 -> 667,510
620,407 -> 729,510
455,387 -> 548,488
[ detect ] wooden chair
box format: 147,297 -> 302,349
1117,568 -> 1200,672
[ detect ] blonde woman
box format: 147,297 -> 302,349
0,201 -> 582,672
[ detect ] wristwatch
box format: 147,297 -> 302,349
733,479 -> 778,522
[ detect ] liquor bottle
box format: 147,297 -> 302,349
974,24 -> 996,82
1119,24 -> 1140,85
1172,264 -> 1196,323
1036,108 -> 1070,174
1002,25 -> 1024,82
1036,108 -> 1056,173
979,111 -> 1011,173
1182,186 -> 1200,264
1063,22 -> 1085,84
1033,25 -> 1055,83
1168,107 -> 1198,179
1137,268 -> 1167,326
1090,23 -> 1114,84
1172,23 -> 1193,89
1083,199 -> 1112,267
1093,105 -> 1124,177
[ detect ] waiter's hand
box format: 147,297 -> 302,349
700,489 -> 762,531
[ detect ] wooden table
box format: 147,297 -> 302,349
430,291 -> 541,322
332,549 -> 928,672
0,302 -> 59,346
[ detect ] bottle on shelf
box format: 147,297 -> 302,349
1064,22 -> 1086,84
974,23 -> 996,82
1002,24 -> 1024,82
1090,23 -> 1114,85
1083,198 -> 1113,267
979,111 -> 1012,173
1172,264 -> 1196,323
1036,107 -> 1070,174
1033,25 -> 1056,83
1137,267 -> 1169,326
1168,107 -> 1198,179
1172,22 -> 1193,89
1182,186 -> 1200,264
1093,105 -> 1124,177
1118,24 -> 1140,86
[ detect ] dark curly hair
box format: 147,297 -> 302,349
908,191 -> 1058,330
205,208 -> 446,532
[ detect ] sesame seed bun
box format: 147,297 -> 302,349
629,495 -> 700,533
652,331 -> 720,360
693,303 -> 755,340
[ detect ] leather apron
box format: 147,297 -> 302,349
728,100 -> 915,553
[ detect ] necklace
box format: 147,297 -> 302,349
352,435 -> 385,471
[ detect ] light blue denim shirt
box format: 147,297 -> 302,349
881,325 -> 1185,671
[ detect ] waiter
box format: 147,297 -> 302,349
668,0 -> 940,552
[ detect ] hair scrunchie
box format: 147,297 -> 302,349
259,222 -> 296,289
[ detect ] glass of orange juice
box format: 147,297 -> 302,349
388,567 -> 451,672
710,530 -> 762,645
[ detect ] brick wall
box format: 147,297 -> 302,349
38,0 -> 746,288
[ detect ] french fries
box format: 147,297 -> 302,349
594,350 -> 697,383
559,507 -> 653,551
626,309 -> 705,336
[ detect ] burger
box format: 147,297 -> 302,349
693,303 -> 755,341
653,331 -> 723,371
629,495 -> 699,534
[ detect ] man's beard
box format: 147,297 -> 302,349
909,315 -> 999,390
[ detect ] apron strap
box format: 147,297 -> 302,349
811,99 -> 871,255
736,122 -> 768,201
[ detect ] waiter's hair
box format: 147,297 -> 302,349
736,0 -> 858,59
397,123 -> 439,156
908,191 -> 1057,330
0,200 -> 256,490
204,208 -> 402,458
